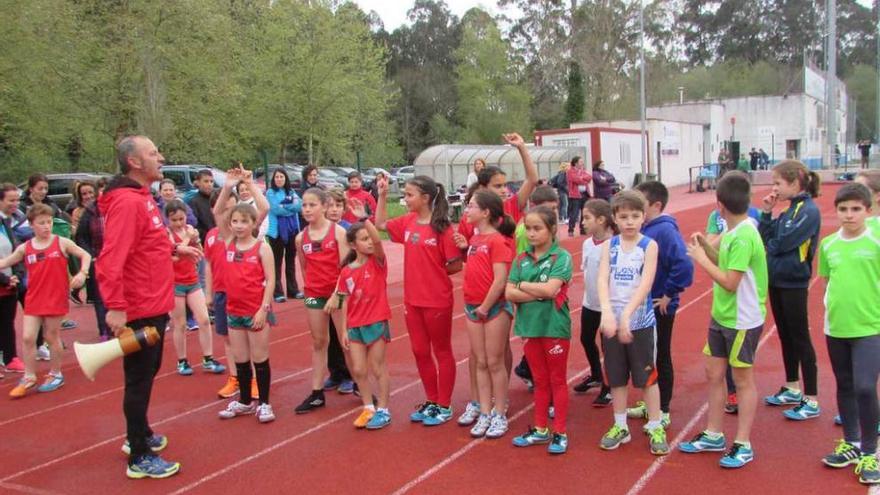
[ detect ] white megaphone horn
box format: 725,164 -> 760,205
74,326 -> 161,381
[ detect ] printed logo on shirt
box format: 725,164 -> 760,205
548,343 -> 564,355
539,260 -> 551,270
303,242 -> 322,254
207,236 -> 215,247
409,233 -> 420,244
613,266 -> 637,282
404,231 -> 411,242
345,277 -> 355,293
146,201 -> 155,212
26,254 -> 37,264
467,244 -> 489,257
246,255 -> 258,264
424,238 -> 437,246
539,273 -> 548,282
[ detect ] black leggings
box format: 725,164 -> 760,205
768,287 -> 817,396
655,310 -> 675,413
268,235 -> 299,298
579,308 -> 606,384
567,197 -> 585,234
0,294 -> 17,363
827,335 -> 880,454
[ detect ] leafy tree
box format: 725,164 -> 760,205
564,62 -> 585,124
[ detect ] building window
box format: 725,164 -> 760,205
619,142 -> 631,165
550,137 -> 581,147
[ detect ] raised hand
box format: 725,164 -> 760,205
377,175 -> 389,197
503,132 -> 526,147
349,198 -> 367,220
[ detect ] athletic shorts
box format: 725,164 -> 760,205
228,311 -> 277,331
213,292 -> 228,336
174,283 -> 201,297
348,321 -> 391,346
601,326 -> 657,388
464,300 -> 514,323
304,296 -> 329,310
703,318 -> 763,368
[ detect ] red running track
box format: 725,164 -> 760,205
0,183 -> 869,494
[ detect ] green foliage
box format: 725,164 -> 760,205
564,62 -> 585,125
845,65 -> 878,141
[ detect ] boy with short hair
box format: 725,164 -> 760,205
596,190 -> 667,455
680,172 -> 767,468
817,183 -> 880,485
628,181 -> 693,428
342,172 -> 377,224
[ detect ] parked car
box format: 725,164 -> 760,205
395,166 -> 415,186
18,172 -> 113,211
324,167 -> 355,188
362,167 -> 395,186
152,164 -> 227,202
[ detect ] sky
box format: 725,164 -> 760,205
353,0 -> 506,30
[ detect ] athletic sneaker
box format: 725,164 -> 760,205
485,414 -> 509,439
573,375 -> 602,393
822,440 -> 861,468
783,399 -> 820,421
218,400 -> 256,419
294,390 -> 326,414
725,393 -> 739,414
126,454 -> 180,479
548,433 -> 568,454
8,375 -> 36,398
202,359 -> 226,374
354,408 -> 375,428
186,319 -> 199,331
514,363 -> 534,390
856,455 -> 880,485
366,410 -> 391,430
410,402 -> 434,422
512,426 -> 552,447
600,424 -> 631,450
648,426 -> 669,455
6,357 -> 24,373
273,295 -> 286,303
122,434 -> 168,455
37,372 -> 64,393
719,442 -> 754,468
338,380 -> 355,395
422,404 -> 453,426
626,401 -> 648,419
642,413 -> 672,433
217,376 -> 239,399
61,319 -> 77,330
36,344 -> 50,361
177,360 -> 193,376
592,388 -> 612,407
470,414 -> 491,438
256,403 -> 275,423
458,401 -> 481,426
679,431 -> 726,453
323,377 -> 341,391
764,386 -> 803,406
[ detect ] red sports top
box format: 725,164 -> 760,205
463,232 -> 514,305
203,227 -> 227,292
386,212 -> 460,308
302,224 -> 341,298
342,188 -> 378,224
224,240 -> 266,317
171,230 -> 198,285
458,195 -> 523,241
336,256 -> 391,328
23,235 -> 68,316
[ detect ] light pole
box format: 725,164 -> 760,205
639,0 -> 647,176
826,0 -> 838,169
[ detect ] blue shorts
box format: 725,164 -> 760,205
228,311 -> 276,331
174,283 -> 201,297
464,300 -> 514,323
213,292 -> 228,336
348,321 -> 391,346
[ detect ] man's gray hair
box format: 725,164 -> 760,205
116,135 -> 144,174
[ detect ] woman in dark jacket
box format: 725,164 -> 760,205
591,160 -> 617,202
74,183 -> 111,340
551,162 -> 569,221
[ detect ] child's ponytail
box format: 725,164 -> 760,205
408,175 -> 451,234
772,160 -> 821,198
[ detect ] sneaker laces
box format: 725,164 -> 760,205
607,424 -> 627,438
856,455 -> 879,474
552,432 -> 566,443
649,427 -> 666,444
833,439 -> 856,455
724,443 -> 744,458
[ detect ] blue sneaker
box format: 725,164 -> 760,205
37,373 -> 64,393
126,454 -> 180,479
764,387 -> 802,406
422,404 -> 453,426
679,431 -> 726,453
719,442 -> 754,468
548,433 -> 568,454
783,399 -> 820,420
338,380 -> 355,395
366,410 -> 391,430
122,434 -> 168,455
202,359 -> 226,374
512,426 -> 552,447
410,402 -> 434,422
323,377 -> 341,391
273,295 -> 287,303
61,319 -> 78,330
177,360 -> 193,376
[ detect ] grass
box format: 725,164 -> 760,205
378,194 -> 406,240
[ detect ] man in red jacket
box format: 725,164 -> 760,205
98,135 -> 199,479
342,172 -> 378,224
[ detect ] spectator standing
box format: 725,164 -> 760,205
551,162 -> 569,222
566,156 -> 592,236
266,168 -> 303,302
592,160 -> 618,202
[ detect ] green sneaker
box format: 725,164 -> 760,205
626,401 -> 647,419
648,426 -> 669,455
856,455 -> 880,485
600,424 -> 631,450
642,413 -> 672,433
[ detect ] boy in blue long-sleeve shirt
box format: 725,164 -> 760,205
627,181 -> 694,427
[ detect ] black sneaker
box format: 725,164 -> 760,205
514,363 -> 533,390
592,387 -> 612,407
294,390 -> 325,414
573,375 -> 602,394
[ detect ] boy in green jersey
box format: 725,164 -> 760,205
818,183 -> 880,485
680,172 -> 767,469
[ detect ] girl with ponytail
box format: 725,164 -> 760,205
375,174 -> 463,426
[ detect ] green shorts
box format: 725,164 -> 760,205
228,312 -> 277,331
464,300 -> 514,323
347,321 -> 391,346
304,296 -> 329,310
703,318 -> 763,368
174,283 -> 201,297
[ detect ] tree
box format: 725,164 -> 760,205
564,62 -> 585,125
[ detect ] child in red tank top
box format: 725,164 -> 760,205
294,188 -> 351,414
0,204 -> 91,398
216,202 -> 277,423
164,200 -> 225,377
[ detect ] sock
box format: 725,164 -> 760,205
253,359 -> 271,405
535,426 -> 549,434
203,355 -> 214,363
614,413 -> 628,429
853,441 -> 862,449
734,441 -> 751,449
646,420 -> 662,431
786,387 -> 801,394
704,430 -> 724,440
365,404 -> 376,412
236,361 -> 253,405
377,407 -> 388,414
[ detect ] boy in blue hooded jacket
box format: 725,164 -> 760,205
626,181 -> 694,427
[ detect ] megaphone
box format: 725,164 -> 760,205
74,326 -> 160,381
